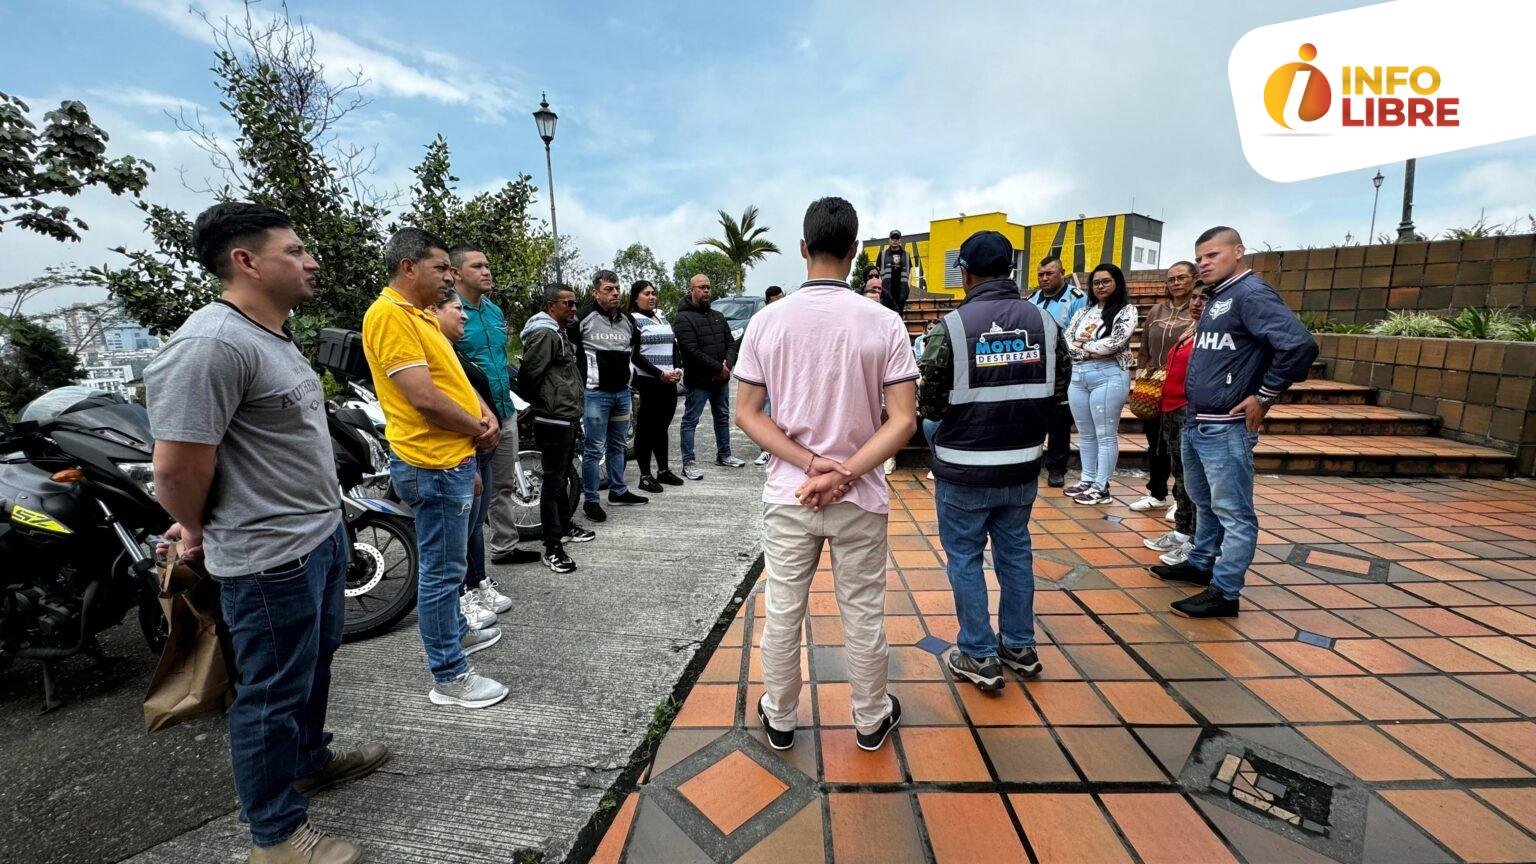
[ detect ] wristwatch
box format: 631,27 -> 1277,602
1255,392 -> 1277,407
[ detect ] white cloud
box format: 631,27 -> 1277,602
118,0 -> 521,122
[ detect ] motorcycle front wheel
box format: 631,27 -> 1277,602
512,449 -> 582,541
342,513 -> 418,642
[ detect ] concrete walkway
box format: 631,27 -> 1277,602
0,419 -> 766,864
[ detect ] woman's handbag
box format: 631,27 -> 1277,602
1127,367 -> 1167,420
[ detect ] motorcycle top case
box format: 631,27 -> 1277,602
316,328 -> 371,382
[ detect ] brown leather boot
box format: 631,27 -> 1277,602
249,821 -> 362,864
293,744 -> 391,797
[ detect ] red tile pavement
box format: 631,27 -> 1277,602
606,473 -> 1536,863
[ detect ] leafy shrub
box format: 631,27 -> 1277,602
1449,307 -> 1525,341
1367,311 -> 1457,338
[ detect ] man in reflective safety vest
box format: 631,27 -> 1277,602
917,230 -> 1068,692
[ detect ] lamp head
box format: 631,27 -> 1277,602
533,93 -> 558,144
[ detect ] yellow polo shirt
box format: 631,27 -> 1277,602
361,286 -> 479,469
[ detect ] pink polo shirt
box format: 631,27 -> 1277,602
733,279 -> 919,515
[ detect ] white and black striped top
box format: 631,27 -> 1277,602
633,310 -> 677,376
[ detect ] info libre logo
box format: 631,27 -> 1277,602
1263,42 -> 1460,131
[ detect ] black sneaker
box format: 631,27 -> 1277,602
1171,586 -> 1240,618
756,695 -> 795,751
856,695 -> 902,751
608,490 -> 649,506
543,549 -> 577,573
997,641 -> 1042,677
562,526 -> 596,543
656,469 -> 685,486
638,475 -> 664,494
491,548 -> 542,566
947,650 -> 1004,691
583,501 -> 607,522
1150,562 -> 1213,586
1046,469 -> 1066,488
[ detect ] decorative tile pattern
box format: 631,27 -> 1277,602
603,473 -> 1536,863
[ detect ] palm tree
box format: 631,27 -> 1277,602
696,206 -> 781,293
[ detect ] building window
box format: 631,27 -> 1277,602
943,249 -> 962,288
1134,247 -> 1144,263
1147,249 -> 1157,266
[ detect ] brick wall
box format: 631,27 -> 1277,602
1317,333 -> 1536,475
1246,234 -> 1536,323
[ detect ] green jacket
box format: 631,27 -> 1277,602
456,291 -> 514,420
517,312 -> 583,423
918,317 -> 1071,421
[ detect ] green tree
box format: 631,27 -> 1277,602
0,92 -> 152,243
97,4 -> 387,342
611,242 -> 677,309
404,135 -> 556,330
695,205 -> 780,293
672,249 -> 739,303
0,315 -> 81,418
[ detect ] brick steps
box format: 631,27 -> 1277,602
1118,403 -> 1438,437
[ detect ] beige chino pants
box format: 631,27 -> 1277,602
759,501 -> 893,735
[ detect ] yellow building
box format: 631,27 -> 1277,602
862,211 -> 1164,299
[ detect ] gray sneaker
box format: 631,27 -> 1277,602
947,649 -> 1004,691
428,668 -> 508,708
682,460 -> 704,480
1142,531 -> 1188,553
461,626 -> 502,656
1160,542 -> 1193,566
717,455 -> 747,468
753,451 -> 771,466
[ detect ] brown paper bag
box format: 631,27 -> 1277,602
142,541 -> 234,733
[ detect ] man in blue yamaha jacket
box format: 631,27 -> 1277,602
1152,226 -> 1318,618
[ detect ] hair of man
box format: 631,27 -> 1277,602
192,202 -> 295,281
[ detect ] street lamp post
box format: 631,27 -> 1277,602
1369,170 -> 1384,244
1396,158 -> 1417,242
532,93 -> 562,283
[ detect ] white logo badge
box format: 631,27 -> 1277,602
1209,299 -> 1234,320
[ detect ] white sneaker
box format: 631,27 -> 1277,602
753,451 -> 770,466
429,667 -> 508,708
1143,531 -> 1190,552
472,579 -> 513,614
1160,542 -> 1193,566
461,626 -> 502,655
460,594 -> 496,630
1128,495 -> 1169,512
883,457 -> 896,475
1165,503 -> 1177,523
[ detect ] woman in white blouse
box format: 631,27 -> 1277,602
1063,263 -> 1139,505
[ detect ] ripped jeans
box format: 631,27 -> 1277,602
1067,360 -> 1131,489
389,456 -> 476,683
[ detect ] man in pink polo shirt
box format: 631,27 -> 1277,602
733,196 -> 919,753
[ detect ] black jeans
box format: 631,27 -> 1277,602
535,421 -> 577,551
1043,400 -> 1073,473
1143,413 -> 1171,500
633,375 -> 678,476
1162,407 -> 1196,536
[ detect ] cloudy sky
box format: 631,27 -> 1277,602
3,0 -> 1533,311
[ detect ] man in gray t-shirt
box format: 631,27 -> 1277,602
146,203 -> 384,862
146,300 -> 340,576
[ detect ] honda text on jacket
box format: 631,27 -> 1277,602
1184,269 -> 1319,425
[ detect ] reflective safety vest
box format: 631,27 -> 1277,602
931,279 -> 1057,487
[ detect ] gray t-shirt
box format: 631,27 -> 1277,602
145,301 -> 341,577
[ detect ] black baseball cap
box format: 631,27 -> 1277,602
956,230 -> 1013,278
889,229 -> 901,238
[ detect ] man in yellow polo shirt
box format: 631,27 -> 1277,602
363,227 -> 508,709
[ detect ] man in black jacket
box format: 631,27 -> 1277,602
674,273 -> 743,479
877,229 -> 911,313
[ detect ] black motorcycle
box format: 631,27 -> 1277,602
0,387 -> 419,708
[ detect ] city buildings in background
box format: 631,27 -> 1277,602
33,302 -> 164,397
862,210 -> 1164,298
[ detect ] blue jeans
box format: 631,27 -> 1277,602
217,519 -> 347,847
1068,360 -> 1130,488
581,389 -> 631,502
680,382 -> 732,463
1182,421 -> 1260,599
934,479 -> 1038,659
390,456 -> 475,683
465,449 -> 493,588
